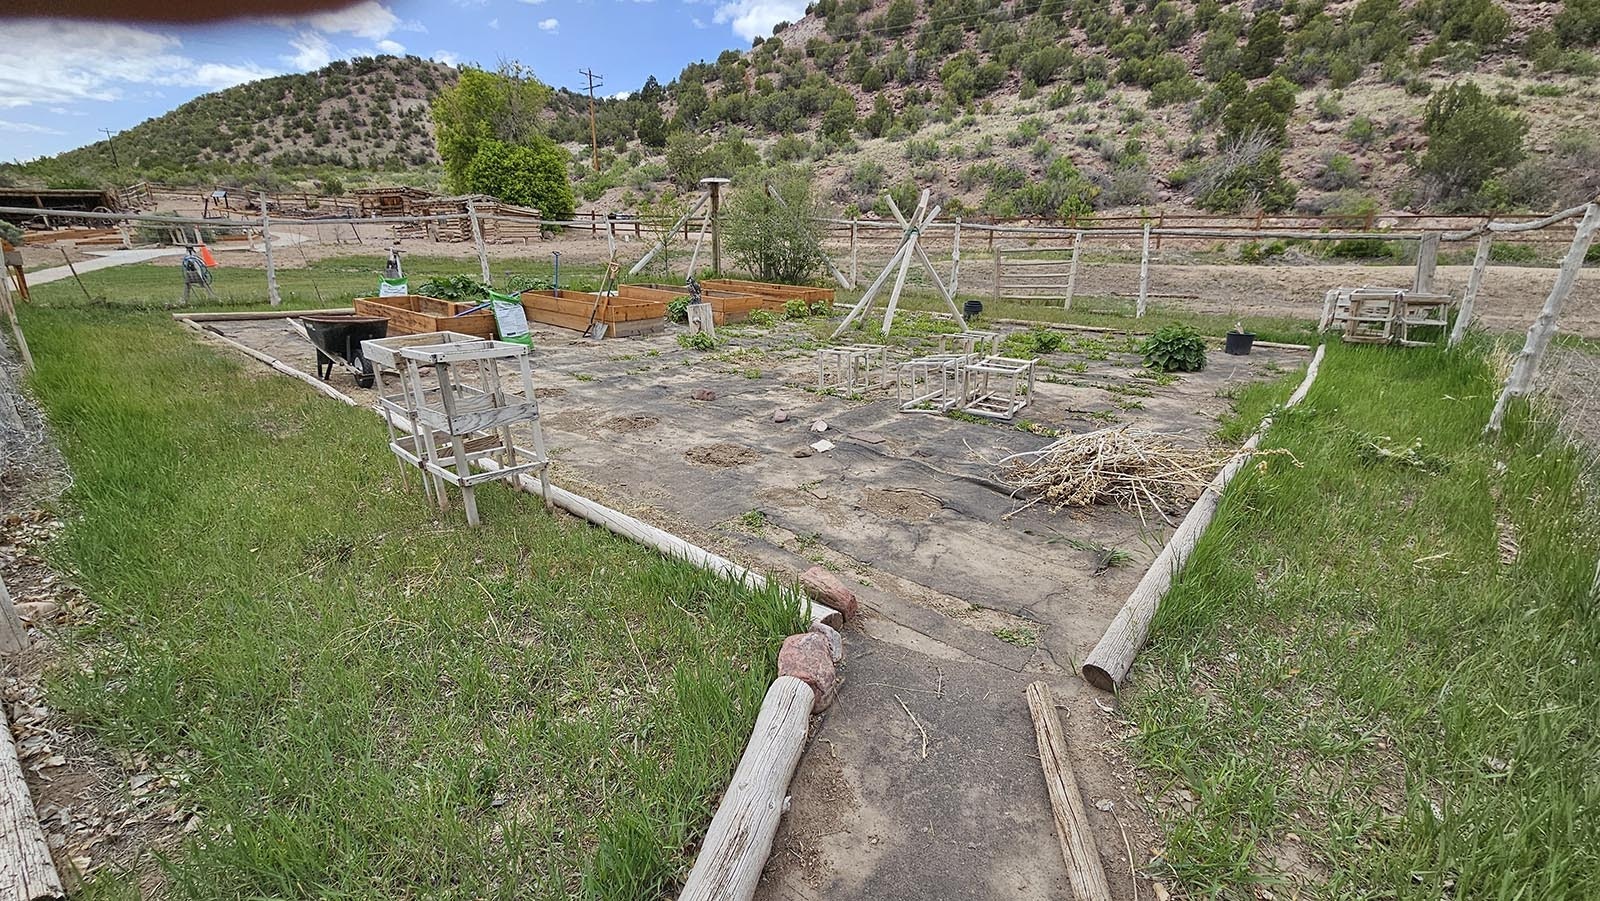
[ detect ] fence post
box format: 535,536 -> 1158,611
1487,203 -> 1600,433
1450,233 -> 1492,347
260,192 -> 281,307
949,217 -> 963,298
468,199 -> 491,286
1064,229 -> 1082,311
1413,232 -> 1441,293
0,269 -> 32,373
1136,222 -> 1151,317
992,236 -> 1002,303
606,220 -> 616,260
849,218 -> 859,289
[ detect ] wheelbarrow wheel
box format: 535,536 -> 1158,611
356,358 -> 375,389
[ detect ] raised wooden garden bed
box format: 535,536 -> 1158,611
352,295 -> 496,340
520,290 -> 666,337
618,283 -> 764,325
702,278 -> 835,307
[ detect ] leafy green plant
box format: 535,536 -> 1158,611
678,332 -> 715,351
783,299 -> 809,320
666,296 -> 691,323
808,301 -> 832,317
747,309 -> 776,327
1001,327 -> 1065,357
418,274 -> 491,300
1141,325 -> 1207,373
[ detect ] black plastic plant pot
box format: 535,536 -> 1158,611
963,299 -> 984,320
1225,330 -> 1256,355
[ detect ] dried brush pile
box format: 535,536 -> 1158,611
997,427 -> 1230,521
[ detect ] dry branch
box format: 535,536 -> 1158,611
997,428 -> 1231,521
1026,681 -> 1113,901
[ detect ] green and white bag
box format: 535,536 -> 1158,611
489,290 -> 531,346
377,277 -> 409,297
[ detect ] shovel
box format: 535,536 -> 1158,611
584,260 -> 621,340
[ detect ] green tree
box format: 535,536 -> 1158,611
724,167 -> 827,284
431,65 -> 553,191
1240,11 -> 1285,78
462,139 -> 574,220
1418,81 -> 1528,204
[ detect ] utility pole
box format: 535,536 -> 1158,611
99,128 -> 119,169
578,68 -> 603,173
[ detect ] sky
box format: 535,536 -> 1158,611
0,0 -> 809,162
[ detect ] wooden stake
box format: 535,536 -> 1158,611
1489,203 -> 1600,433
1064,230 -> 1082,311
59,248 -> 92,302
0,576 -> 26,654
678,676 -> 815,901
1413,232 -> 1441,294
1026,681 -> 1113,901
1082,344 -> 1325,690
1450,233 -> 1492,347
1135,222 -> 1151,318
0,275 -> 32,373
849,218 -> 859,288
260,192 -> 281,307
0,683 -> 62,898
467,199 -> 491,286
950,217 -> 963,296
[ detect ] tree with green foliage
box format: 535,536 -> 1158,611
1240,11 -> 1285,78
1191,128 -> 1297,213
462,139 -> 574,220
724,167 -> 827,285
1417,81 -> 1527,206
431,65 -> 552,192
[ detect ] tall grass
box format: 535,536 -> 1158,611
21,304 -> 800,898
1125,342 -> 1600,898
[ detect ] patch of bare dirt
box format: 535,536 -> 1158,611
684,443 -> 761,467
598,413 -> 659,433
859,487 -> 944,520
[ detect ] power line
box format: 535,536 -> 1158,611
578,68 -> 604,173
99,128 -> 120,169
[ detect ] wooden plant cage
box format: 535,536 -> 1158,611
520,289 -> 666,337
702,278 -> 835,307
353,295 -> 496,340
619,283 -> 765,325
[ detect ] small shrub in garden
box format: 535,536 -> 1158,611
678,332 -> 715,351
783,299 -> 809,320
667,296 -> 691,323
808,301 -> 832,316
747,309 -> 776,327
1142,325 -> 1207,373
1002,327 -> 1065,357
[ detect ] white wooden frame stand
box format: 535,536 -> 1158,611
939,329 -> 1002,356
961,355 -> 1037,420
816,344 -> 888,392
897,354 -> 972,413
363,331 -> 553,526
832,189 -> 970,338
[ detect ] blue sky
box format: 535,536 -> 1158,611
1,0 -> 808,162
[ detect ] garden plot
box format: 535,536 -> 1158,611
202,314 -> 1307,899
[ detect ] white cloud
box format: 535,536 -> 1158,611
0,119 -> 64,136
691,17 -> 708,29
0,20 -> 279,109
487,18 -> 500,29
517,0 -> 549,5
284,33 -> 337,70
538,17 -> 560,32
712,0 -> 806,41
375,39 -> 406,55
276,2 -> 405,40
431,50 -> 462,67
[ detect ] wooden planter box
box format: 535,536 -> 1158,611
702,278 -> 835,308
520,290 -> 666,337
353,294 -> 496,339
620,283 -> 765,325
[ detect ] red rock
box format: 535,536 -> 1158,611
799,566 -> 858,620
778,632 -> 838,712
810,621 -> 843,662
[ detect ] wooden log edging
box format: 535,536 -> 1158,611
678,675 -> 816,901
1026,682 -> 1113,901
0,696 -> 63,900
1081,343 -> 1326,691
172,308 -> 352,322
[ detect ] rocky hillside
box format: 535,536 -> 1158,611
5,56 -> 458,189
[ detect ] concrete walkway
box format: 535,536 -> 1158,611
25,248 -> 182,286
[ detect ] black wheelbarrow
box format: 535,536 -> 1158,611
293,314 -> 389,388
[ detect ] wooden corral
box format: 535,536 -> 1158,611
355,186 -> 436,218
352,295 -> 496,339
521,289 -> 666,337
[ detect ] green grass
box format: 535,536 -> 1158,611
1125,341 -> 1600,899
18,300 -> 801,897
